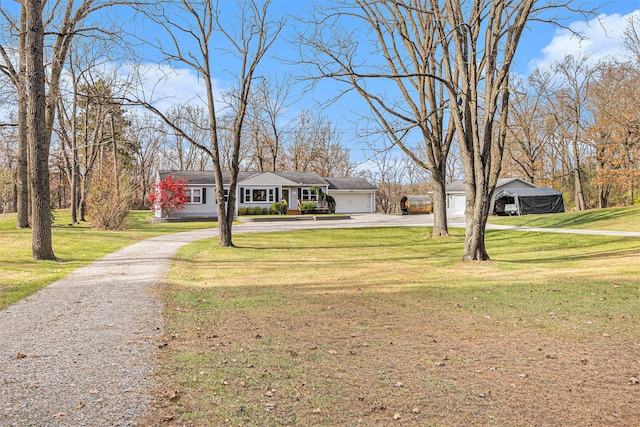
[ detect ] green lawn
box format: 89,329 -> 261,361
0,210 -> 215,310
488,204 -> 640,232
149,220 -> 640,426
2,205 -> 640,425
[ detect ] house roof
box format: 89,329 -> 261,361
495,187 -> 562,197
324,177 -> 377,191
158,170 -> 375,190
446,178 -> 538,193
271,171 -> 327,186
158,170 -> 260,185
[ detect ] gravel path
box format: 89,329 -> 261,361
0,229 -> 214,427
2,214 -> 637,426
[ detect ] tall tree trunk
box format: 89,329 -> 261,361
463,178 -> 492,261
571,123 -> 586,210
431,170 -> 449,237
16,5 -> 30,229
573,166 -> 586,210
110,114 -> 120,196
26,0 -> 55,260
70,154 -> 79,223
79,176 -> 88,222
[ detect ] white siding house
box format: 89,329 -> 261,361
152,170 -> 377,218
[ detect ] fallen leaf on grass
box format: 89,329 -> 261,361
629,377 -> 639,385
16,353 -> 27,359
52,412 -> 66,419
393,413 -> 402,420
77,402 -> 85,409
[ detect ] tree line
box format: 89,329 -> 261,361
0,0 -> 633,261
503,50 -> 640,210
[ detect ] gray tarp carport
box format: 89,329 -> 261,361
493,187 -> 565,216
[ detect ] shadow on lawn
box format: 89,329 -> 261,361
508,207 -> 639,229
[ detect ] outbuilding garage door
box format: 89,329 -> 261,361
447,195 -> 466,215
331,192 -> 372,213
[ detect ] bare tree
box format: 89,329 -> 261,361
284,110 -> 354,176
163,105 -> 213,171
0,125 -> 17,214
504,73 -> 556,185
302,0 -> 454,237
126,113 -> 164,207
0,5 -> 29,228
430,0 -> 589,260
25,0 -> 55,260
549,54 -> 596,211
135,0 -> 284,246
245,75 -> 294,172
361,150 -> 408,214
3,0 -> 129,258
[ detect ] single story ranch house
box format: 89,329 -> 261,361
153,170 -> 377,218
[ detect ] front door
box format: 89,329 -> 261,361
282,189 -> 289,204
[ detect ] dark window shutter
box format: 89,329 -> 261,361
202,188 -> 206,204
275,188 -> 279,202
298,188 -> 302,200
240,187 -> 244,203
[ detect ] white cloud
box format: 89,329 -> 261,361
119,63 -> 224,113
528,10 -> 640,72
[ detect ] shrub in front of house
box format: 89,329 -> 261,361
270,202 -> 287,215
251,206 -> 263,215
237,207 -> 247,216
299,202 -> 316,214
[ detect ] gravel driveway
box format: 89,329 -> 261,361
2,213 -> 636,426
0,229 -> 215,427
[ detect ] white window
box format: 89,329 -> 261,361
302,188 -> 318,201
244,187 -> 274,203
185,188 -> 202,204
252,189 -> 267,202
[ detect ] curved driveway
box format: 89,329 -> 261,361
1,213 -> 637,426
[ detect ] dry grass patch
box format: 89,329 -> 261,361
147,227 -> 640,426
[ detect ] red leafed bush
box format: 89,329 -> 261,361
149,174 -> 188,218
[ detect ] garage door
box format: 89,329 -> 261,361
447,195 -> 466,215
331,192 -> 372,213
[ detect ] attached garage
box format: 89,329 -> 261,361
324,177 -> 377,213
331,192 -> 373,213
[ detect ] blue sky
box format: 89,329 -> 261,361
125,1 -> 640,168
3,1 -> 639,167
